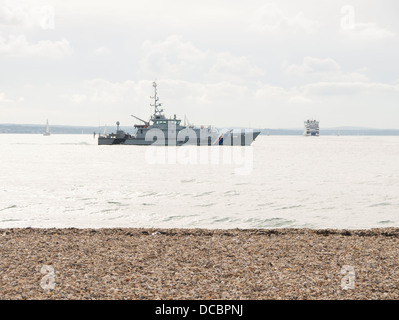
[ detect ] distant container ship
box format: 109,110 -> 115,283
303,119 -> 319,136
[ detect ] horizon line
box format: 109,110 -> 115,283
2,123 -> 399,131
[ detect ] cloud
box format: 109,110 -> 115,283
0,92 -> 13,103
139,35 -> 210,80
1,2 -> 398,129
360,23 -> 395,39
284,57 -> 368,82
70,94 -> 87,104
93,46 -> 110,56
287,95 -> 311,104
0,0 -> 55,29
255,84 -> 287,98
18,76 -> 399,128
139,35 -> 264,82
342,22 -> 395,40
64,79 -> 262,126
249,3 -> 319,34
0,34 -> 73,58
340,6 -> 395,40
81,79 -> 133,104
208,52 -> 265,81
65,79 -> 146,105
301,81 -> 399,96
0,92 -> 23,103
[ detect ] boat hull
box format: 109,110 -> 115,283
98,130 -> 260,146
98,137 -> 127,145
303,132 -> 319,136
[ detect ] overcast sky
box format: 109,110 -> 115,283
1,0 -> 398,129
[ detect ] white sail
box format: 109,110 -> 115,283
43,119 -> 50,136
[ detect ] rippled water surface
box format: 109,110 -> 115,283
1,134 -> 398,229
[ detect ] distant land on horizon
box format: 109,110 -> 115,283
1,123 -> 399,136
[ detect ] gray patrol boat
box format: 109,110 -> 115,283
98,82 -> 260,146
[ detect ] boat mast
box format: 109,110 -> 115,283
150,81 -> 163,116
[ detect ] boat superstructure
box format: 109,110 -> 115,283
98,82 -> 260,146
303,119 -> 319,136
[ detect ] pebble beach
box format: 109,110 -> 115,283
1,227 -> 399,300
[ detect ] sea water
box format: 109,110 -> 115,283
0,134 -> 398,229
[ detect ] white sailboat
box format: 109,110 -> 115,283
43,119 -> 51,136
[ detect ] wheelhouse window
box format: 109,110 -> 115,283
155,120 -> 180,125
